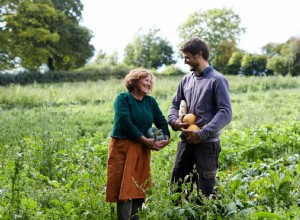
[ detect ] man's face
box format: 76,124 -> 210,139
182,51 -> 200,72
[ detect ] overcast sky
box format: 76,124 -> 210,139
80,0 -> 300,62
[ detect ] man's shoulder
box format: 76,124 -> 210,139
209,69 -> 228,81
210,69 -> 222,77
180,72 -> 194,82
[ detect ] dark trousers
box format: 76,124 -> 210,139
171,140 -> 221,198
117,199 -> 144,220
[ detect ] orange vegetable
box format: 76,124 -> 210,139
183,113 -> 196,125
186,124 -> 200,131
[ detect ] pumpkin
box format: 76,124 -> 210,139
186,124 -> 201,131
183,113 -> 196,125
146,127 -> 166,141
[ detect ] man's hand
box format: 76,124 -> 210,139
181,128 -> 201,144
172,115 -> 189,130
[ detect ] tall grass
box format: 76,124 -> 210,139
2,75 -> 300,129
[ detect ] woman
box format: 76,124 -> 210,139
106,68 -> 170,220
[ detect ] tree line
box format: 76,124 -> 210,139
1,1 -> 300,81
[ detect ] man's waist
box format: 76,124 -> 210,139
179,132 -> 220,142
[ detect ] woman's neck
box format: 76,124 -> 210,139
130,90 -> 144,100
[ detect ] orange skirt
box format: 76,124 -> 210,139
106,138 -> 151,202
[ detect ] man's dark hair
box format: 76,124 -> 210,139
180,37 -> 209,61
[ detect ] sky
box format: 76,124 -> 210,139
80,0 -> 300,63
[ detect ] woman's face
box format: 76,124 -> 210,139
135,75 -> 152,95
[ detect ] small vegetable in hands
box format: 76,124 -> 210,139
183,113 -> 196,125
146,127 -> 167,141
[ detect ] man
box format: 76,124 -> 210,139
168,37 -> 232,201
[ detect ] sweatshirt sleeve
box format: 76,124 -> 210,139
114,94 -> 143,140
198,77 -> 232,140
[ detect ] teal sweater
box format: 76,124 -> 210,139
111,92 -> 170,140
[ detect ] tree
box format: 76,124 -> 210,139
94,49 -> 119,66
51,0 -> 83,21
49,16 -> 94,70
227,50 -> 245,75
266,56 -> 288,76
241,53 -> 269,76
213,40 -> 237,74
262,42 -> 282,57
0,0 -> 22,70
178,8 -> 245,71
123,27 -> 175,69
4,0 -> 61,69
280,38 -> 300,76
265,37 -> 300,76
1,0 -> 94,71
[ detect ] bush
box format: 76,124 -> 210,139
159,64 -> 186,75
0,64 -> 133,86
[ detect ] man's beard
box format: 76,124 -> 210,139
189,63 -> 198,71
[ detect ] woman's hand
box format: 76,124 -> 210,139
139,135 -> 158,150
140,135 -> 170,151
155,139 -> 170,150
153,135 -> 170,151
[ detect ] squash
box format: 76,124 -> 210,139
186,124 -> 200,131
179,100 -> 187,116
146,127 -> 166,141
183,113 -> 196,125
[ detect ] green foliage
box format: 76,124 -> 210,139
49,17 -> 94,70
1,76 -> 300,219
178,8 -> 245,70
262,42 -> 282,57
176,8 -> 300,76
0,63 -> 185,86
227,50 -> 245,75
4,0 -> 61,68
214,40 -> 238,74
0,0 -> 17,70
0,64 -> 133,86
123,27 -> 175,69
1,0 -> 94,71
52,0 -> 83,20
94,49 -> 119,66
265,37 -> 300,76
241,53 -> 271,76
0,109 -> 111,219
267,56 -> 288,76
158,64 -> 186,76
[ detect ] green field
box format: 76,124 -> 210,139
1,75 -> 300,219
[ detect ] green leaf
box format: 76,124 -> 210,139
255,211 -> 282,219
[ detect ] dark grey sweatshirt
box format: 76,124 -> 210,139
168,66 -> 232,142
